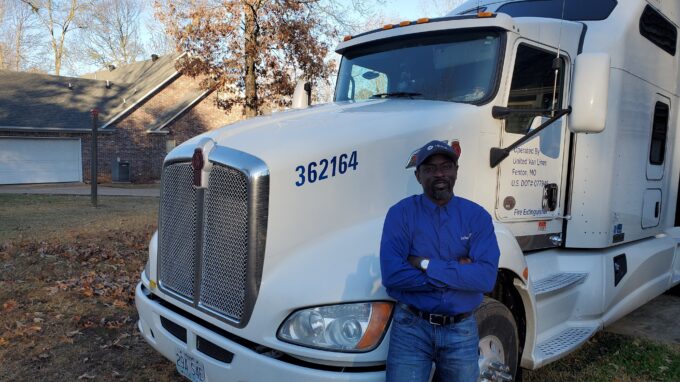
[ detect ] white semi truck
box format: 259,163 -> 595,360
135,0 -> 680,380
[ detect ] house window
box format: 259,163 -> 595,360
649,102 -> 669,165
505,44 -> 565,134
639,5 -> 677,56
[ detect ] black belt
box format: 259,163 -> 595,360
401,304 -> 472,326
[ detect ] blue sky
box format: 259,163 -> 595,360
392,0 -> 429,19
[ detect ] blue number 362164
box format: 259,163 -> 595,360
295,151 -> 358,187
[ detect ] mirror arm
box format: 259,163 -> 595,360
490,106 -> 572,168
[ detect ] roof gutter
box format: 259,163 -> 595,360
0,125 -> 115,133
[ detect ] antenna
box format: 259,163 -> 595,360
550,0 -> 567,117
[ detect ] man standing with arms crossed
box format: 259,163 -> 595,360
380,140 -> 501,382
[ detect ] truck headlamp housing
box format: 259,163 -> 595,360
277,302 -> 393,352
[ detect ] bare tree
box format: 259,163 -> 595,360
21,0 -> 86,75
145,13 -> 174,56
417,0 -> 467,17
0,1 -> 6,68
79,0 -> 146,68
312,0 -> 388,35
0,0 -> 41,71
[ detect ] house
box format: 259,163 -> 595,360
0,54 -> 238,184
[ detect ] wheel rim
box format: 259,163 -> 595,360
478,334 -> 507,380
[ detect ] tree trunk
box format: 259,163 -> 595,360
243,3 -> 258,118
14,20 -> 23,71
54,48 -> 61,76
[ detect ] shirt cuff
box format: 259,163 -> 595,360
426,258 -> 453,288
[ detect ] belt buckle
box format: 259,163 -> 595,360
428,314 -> 445,325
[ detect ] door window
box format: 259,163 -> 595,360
505,45 -> 565,135
649,102 -> 669,165
646,99 -> 670,181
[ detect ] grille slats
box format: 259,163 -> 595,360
158,158 -> 263,327
201,165 -> 249,320
159,164 -> 198,300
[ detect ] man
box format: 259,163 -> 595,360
380,140 -> 500,382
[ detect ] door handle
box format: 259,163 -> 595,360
655,201 -> 660,218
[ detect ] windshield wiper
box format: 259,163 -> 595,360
370,92 -> 423,99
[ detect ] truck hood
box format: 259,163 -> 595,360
180,99 -> 481,165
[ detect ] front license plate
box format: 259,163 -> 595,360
176,348 -> 206,382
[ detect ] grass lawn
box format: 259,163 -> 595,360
524,333 -> 680,381
0,194 -> 158,242
0,194 -> 679,381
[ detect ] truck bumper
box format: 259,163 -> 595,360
135,282 -> 385,382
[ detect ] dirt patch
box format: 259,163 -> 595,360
0,230 -> 181,381
606,294 -> 680,345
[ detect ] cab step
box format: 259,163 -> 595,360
533,272 -> 587,296
535,325 -> 598,366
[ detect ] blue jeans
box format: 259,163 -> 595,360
386,304 -> 479,382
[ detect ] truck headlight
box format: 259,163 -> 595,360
277,302 -> 393,352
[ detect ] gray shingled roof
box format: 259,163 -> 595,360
0,53 -> 208,132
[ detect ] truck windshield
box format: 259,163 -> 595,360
334,30 -> 503,103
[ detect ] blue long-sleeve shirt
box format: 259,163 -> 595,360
380,194 -> 500,315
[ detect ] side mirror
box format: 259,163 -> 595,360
569,53 -> 610,133
292,81 -> 312,109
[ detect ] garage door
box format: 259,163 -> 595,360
0,138 -> 82,184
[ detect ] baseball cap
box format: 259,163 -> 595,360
415,140 -> 459,168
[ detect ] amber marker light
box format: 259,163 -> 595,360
399,20 -> 411,27
478,11 -> 495,18
383,24 -> 394,30
523,267 -> 529,280
149,280 -> 157,289
416,18 -> 430,24
356,302 -> 394,350
343,35 -> 352,42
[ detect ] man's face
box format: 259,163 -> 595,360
415,154 -> 458,206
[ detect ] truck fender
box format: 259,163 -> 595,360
493,222 -> 538,369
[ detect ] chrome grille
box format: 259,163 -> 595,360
159,163 -> 198,300
200,165 -> 249,320
157,147 -> 269,328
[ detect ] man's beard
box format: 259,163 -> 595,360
432,188 -> 453,202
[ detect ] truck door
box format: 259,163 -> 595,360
495,43 -> 570,250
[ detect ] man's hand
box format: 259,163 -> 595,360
407,255 -> 424,269
408,256 -> 471,268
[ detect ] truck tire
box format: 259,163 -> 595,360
475,297 -> 519,381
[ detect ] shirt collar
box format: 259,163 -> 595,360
420,194 -> 457,215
